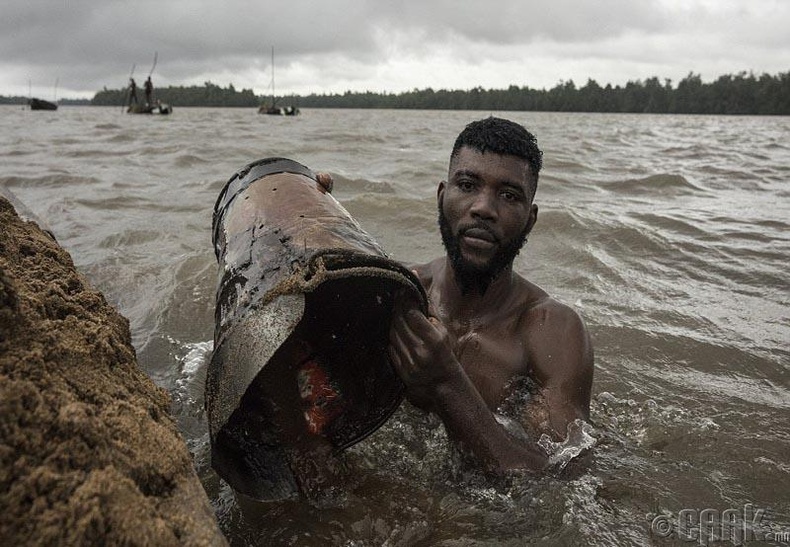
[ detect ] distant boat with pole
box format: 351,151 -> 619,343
258,47 -> 299,116
125,52 -> 172,115
29,78 -> 58,111
29,98 -> 58,111
127,101 -> 172,115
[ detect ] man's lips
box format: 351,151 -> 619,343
461,226 -> 497,243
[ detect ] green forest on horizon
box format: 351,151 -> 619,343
3,70 -> 789,114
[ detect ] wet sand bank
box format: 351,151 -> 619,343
0,194 -> 226,545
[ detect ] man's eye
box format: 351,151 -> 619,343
458,180 -> 475,192
501,190 -> 519,201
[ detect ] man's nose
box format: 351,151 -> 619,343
469,189 -> 497,220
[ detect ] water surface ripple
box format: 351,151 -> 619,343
2,106 -> 788,545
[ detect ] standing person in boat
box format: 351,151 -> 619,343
144,76 -> 153,105
389,116 -> 594,474
128,78 -> 138,105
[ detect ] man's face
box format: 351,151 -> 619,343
438,147 -> 537,293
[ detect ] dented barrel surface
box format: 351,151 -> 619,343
207,157 -> 426,501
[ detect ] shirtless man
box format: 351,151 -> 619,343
389,117 -> 594,474
144,76 -> 153,105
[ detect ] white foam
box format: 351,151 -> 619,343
538,419 -> 598,471
174,340 -> 213,402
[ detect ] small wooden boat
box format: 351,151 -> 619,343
258,104 -> 299,116
258,47 -> 300,116
29,98 -> 58,111
127,101 -> 172,115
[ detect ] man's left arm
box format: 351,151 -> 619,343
522,301 -> 594,440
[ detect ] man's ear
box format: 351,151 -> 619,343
525,203 -> 539,236
437,180 -> 446,206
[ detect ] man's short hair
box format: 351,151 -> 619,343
451,117 -> 543,199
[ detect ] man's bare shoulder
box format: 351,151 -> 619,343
409,258 -> 443,290
516,278 -> 593,390
511,275 -> 581,330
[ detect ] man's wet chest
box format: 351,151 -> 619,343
449,326 -> 528,409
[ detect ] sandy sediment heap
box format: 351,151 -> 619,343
0,195 -> 226,545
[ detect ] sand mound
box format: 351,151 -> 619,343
0,195 -> 226,545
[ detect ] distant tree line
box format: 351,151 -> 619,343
0,95 -> 89,105
3,71 -> 787,114
297,71 -> 790,115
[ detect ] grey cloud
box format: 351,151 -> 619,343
1,0 -> 788,97
356,0 -> 670,45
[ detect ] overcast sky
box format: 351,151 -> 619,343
3,0 -> 789,99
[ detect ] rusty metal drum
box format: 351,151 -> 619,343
207,157 -> 426,501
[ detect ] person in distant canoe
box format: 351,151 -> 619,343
144,76 -> 153,105
389,117 -> 594,474
128,78 -> 138,105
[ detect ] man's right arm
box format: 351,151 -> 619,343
388,301 -> 549,473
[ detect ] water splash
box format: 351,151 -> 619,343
171,338 -> 213,405
538,420 -> 598,472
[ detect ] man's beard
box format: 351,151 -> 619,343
438,201 -> 529,295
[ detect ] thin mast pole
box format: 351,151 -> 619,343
148,51 -> 158,77
271,46 -> 275,106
